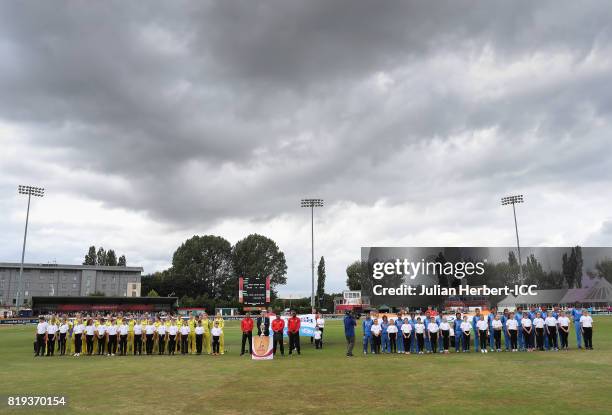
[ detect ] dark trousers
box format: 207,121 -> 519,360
119,335 -> 127,355
463,333 -> 470,351
403,335 -> 411,352
158,335 -> 166,354
288,332 -> 300,354
547,327 -> 558,349
75,334 -> 83,354
535,328 -> 544,350
273,332 -> 284,355
97,336 -> 106,355
196,334 -> 203,354
373,335 -> 382,353
241,331 -> 252,354
181,335 -> 188,354
417,333 -> 424,352
583,327 -> 593,349
108,335 -> 117,354
86,335 -> 94,354
523,329 -> 532,349
315,338 -> 322,349
212,336 -> 220,354
442,330 -> 449,351
47,334 -> 55,356
509,330 -> 518,349
494,330 -> 501,350
59,333 -> 67,355
389,333 -> 397,353
36,334 -> 46,356
559,327 -> 569,348
134,334 -> 142,355
168,335 -> 176,354
146,334 -> 154,354
479,330 -> 487,351
430,333 -> 438,353
345,335 -> 354,355
450,336 -> 455,350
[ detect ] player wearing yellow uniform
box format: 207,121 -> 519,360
127,317 -> 135,354
188,315 -> 197,354
214,313 -> 225,354
201,314 -> 211,354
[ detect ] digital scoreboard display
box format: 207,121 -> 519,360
239,275 -> 270,306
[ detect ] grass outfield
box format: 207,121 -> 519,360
1,318 -> 611,415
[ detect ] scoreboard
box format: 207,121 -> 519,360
239,275 -> 271,306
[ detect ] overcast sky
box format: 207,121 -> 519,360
1,1 -> 612,297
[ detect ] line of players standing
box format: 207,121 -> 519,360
361,306 -> 595,354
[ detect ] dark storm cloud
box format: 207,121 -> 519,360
1,0 -> 612,227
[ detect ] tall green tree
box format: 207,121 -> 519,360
106,249 -> 118,266
83,246 -> 97,265
316,256 -> 326,307
172,235 -> 234,299
346,260 -> 363,290
118,255 -> 127,266
96,247 -> 107,266
232,234 -> 287,291
574,246 -> 583,288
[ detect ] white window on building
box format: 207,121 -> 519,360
72,283 -> 77,289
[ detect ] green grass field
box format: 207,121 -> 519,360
1,318 -> 611,415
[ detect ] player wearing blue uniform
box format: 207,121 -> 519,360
515,307 -> 524,351
409,314 -> 419,353
381,316 -> 390,353
423,314 -> 432,353
571,306 -> 583,349
472,309 -> 482,351
395,312 -> 404,353
487,307 -> 496,352
501,309 -> 511,351
454,312 -> 463,352
362,314 -> 373,354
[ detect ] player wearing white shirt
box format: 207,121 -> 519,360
439,318 -> 451,353
194,320 -> 204,355
387,319 -> 399,353
427,320 -> 440,353
371,319 -> 382,354
476,318 -> 489,353
506,313 -> 519,351
580,311 -> 594,350
460,317 -> 471,352
545,315 -> 559,351
35,317 -> 48,357
145,322 -> 156,355
533,313 -> 545,351
46,320 -> 59,356
107,320 -> 119,356
210,322 -> 222,355
156,321 -> 167,355
557,312 -> 570,350
491,316 -> 503,352
521,316 -> 533,351
118,322 -> 129,356
96,320 -> 107,356
84,319 -> 95,355
180,323 -> 190,355
415,318 -> 426,354
73,319 -> 85,356
58,318 -> 69,356
168,319 -> 179,355
133,319 -> 143,355
400,318 -> 412,355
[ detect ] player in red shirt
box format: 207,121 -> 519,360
271,314 -> 285,355
240,312 -> 254,356
287,310 -> 301,355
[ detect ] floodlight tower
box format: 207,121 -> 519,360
501,194 -> 524,282
300,198 -> 324,309
16,185 -> 45,309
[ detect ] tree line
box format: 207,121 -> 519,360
141,233 -> 287,307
